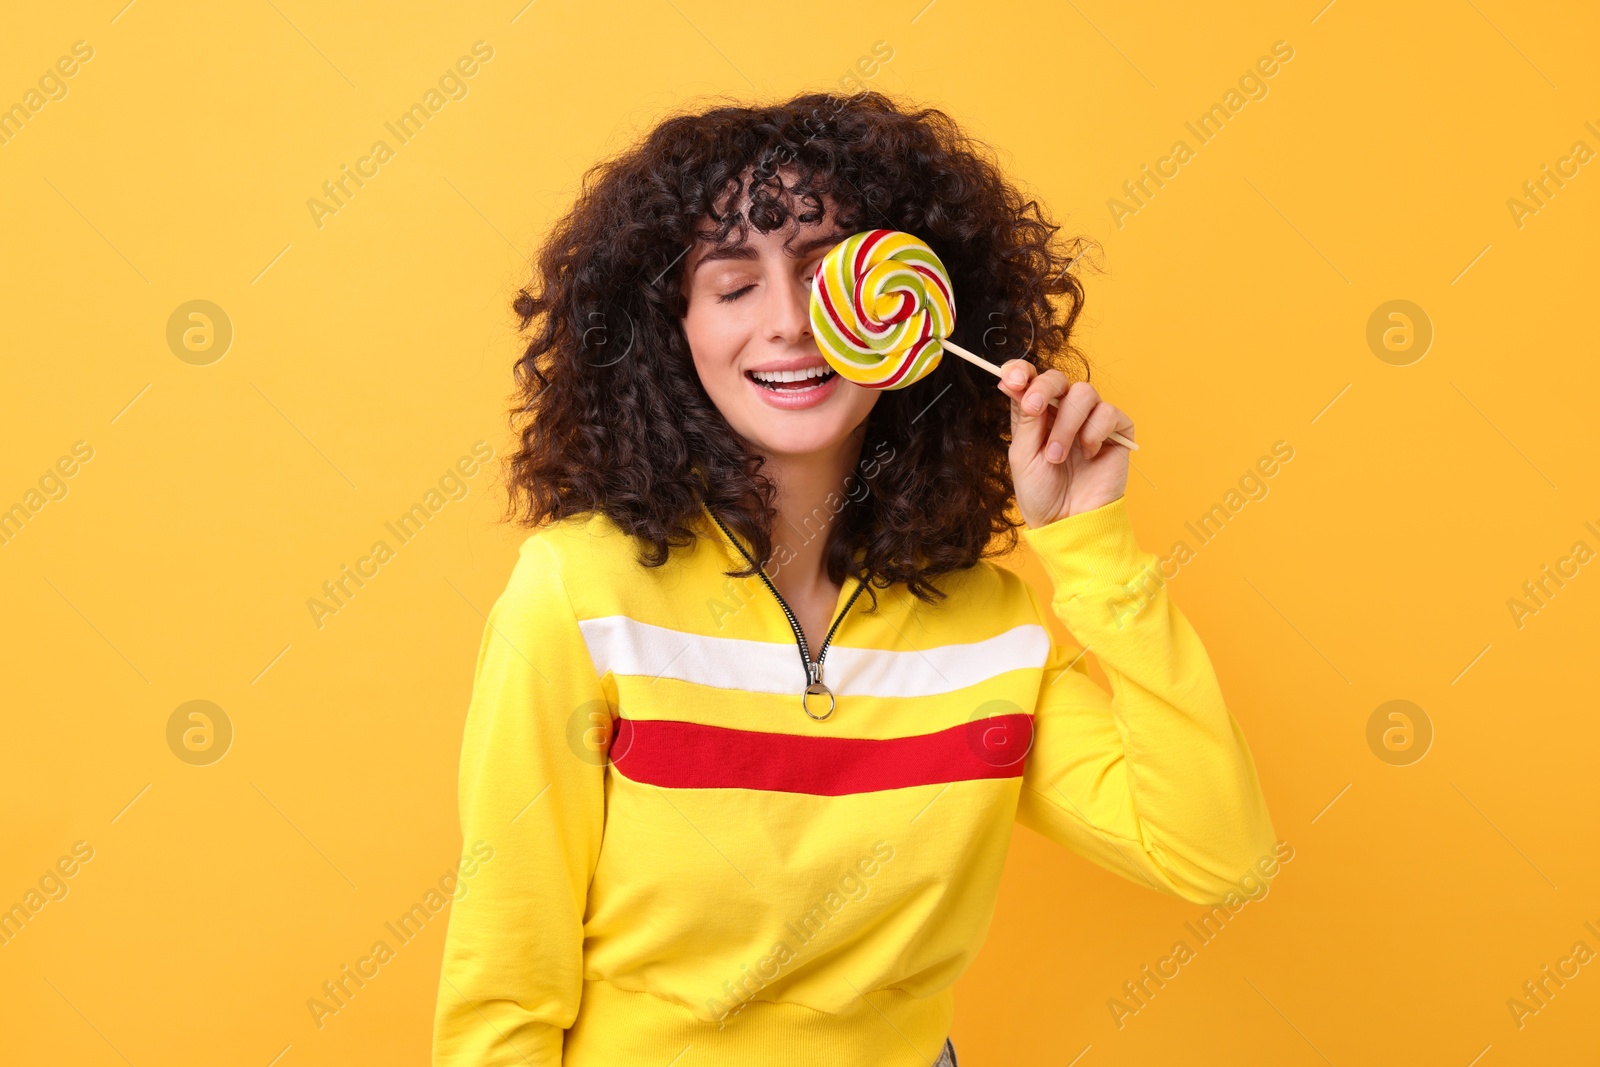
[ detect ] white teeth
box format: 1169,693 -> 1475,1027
751,366 -> 831,384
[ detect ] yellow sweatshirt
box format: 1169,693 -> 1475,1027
431,495 -> 1274,1066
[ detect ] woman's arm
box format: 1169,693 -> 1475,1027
1013,496 -> 1277,906
432,533 -> 608,1066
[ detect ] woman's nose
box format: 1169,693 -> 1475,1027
765,270 -> 813,344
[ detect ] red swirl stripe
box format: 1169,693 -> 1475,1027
871,317 -> 931,388
816,270 -> 868,349
850,229 -> 891,300
913,263 -> 952,306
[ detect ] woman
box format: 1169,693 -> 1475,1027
432,90 -> 1275,1066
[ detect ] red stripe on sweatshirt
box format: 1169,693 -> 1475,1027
608,713 -> 1034,795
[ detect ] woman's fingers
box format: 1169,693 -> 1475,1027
999,361 -> 1092,463
997,358 -> 1035,400
1076,398 -> 1135,459
998,359 -> 1043,455
998,362 -> 1133,463
1039,380 -> 1095,463
1017,369 -> 1068,460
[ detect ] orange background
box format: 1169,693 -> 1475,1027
3,1 -> 1598,1064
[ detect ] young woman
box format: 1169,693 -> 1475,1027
432,91 -> 1275,1067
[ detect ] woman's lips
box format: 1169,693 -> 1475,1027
745,369 -> 842,409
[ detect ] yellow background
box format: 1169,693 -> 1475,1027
3,0 -> 1597,1063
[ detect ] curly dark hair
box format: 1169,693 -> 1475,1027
503,89 -> 1101,607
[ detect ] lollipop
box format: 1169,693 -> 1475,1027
808,229 -> 952,390
810,229 -> 1137,450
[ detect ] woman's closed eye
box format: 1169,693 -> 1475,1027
716,261 -> 820,304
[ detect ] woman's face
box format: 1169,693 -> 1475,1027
680,204 -> 879,459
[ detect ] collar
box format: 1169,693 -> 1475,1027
697,497 -> 758,570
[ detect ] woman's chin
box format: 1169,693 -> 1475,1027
736,415 -> 856,459
721,379 -> 878,459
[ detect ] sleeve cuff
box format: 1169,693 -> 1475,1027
1018,495 -> 1154,610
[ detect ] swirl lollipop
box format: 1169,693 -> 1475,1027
810,229 -> 1137,450
809,229 -> 952,389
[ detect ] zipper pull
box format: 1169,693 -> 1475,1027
802,660 -> 835,721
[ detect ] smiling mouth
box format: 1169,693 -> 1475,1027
745,367 -> 838,391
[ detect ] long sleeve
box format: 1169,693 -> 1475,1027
433,534 -> 608,1066
1013,495 -> 1275,906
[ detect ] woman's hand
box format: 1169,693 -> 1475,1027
997,358 -> 1134,528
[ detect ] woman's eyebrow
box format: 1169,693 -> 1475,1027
691,244 -> 758,273
786,230 -> 851,257
689,230 -> 850,274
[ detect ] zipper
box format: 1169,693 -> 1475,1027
704,505 -> 869,721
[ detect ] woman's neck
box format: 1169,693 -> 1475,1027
759,430 -> 865,602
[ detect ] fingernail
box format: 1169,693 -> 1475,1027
1046,442 -> 1065,463
1006,371 -> 1026,387
1024,395 -> 1042,414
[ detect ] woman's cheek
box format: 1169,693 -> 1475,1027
706,311 -> 752,365
684,314 -> 743,386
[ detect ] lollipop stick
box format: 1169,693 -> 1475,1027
941,339 -> 1140,451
